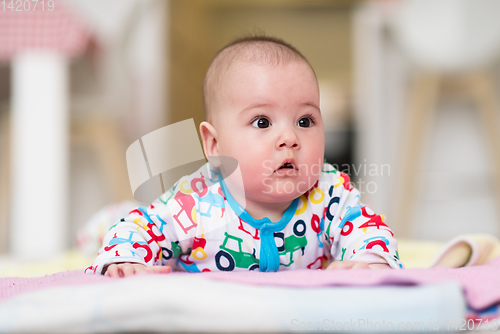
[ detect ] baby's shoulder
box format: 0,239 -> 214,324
317,162 -> 354,193
152,162 -> 218,210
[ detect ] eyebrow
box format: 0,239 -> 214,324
239,103 -> 271,114
239,102 -> 320,114
303,102 -> 321,112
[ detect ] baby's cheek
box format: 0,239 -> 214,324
242,166 -> 267,191
300,159 -> 322,181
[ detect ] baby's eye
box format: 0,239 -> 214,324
297,116 -> 314,128
251,117 -> 271,128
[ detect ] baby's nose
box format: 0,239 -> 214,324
277,129 -> 300,149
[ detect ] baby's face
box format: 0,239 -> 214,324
215,60 -> 324,204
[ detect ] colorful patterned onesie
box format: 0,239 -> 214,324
86,162 -> 404,274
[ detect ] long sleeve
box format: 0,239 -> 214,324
85,188 -> 181,275
322,168 -> 404,269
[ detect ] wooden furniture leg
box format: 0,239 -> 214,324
394,72 -> 441,238
71,118 -> 132,202
469,71 -> 500,222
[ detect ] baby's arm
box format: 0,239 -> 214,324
325,172 -> 403,270
103,262 -> 171,277
86,203 -> 177,276
331,199 -> 402,269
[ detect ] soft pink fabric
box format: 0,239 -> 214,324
203,257 -> 500,310
1,257 -> 499,310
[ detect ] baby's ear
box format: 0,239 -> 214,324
199,121 -> 219,159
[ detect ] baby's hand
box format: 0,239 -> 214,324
103,262 -> 172,278
326,260 -> 391,270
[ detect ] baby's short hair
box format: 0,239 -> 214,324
202,35 -> 315,125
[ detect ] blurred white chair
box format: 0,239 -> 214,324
390,0 -> 500,237
0,106 -> 11,254
0,5 -> 90,259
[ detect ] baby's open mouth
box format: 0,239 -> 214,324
279,163 -> 294,169
274,160 -> 298,175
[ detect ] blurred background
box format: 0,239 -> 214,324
0,0 -> 499,265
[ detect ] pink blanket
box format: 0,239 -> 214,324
2,257 -> 499,310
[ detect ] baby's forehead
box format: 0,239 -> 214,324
223,58 -> 314,85
218,61 -> 318,111
204,40 -> 317,124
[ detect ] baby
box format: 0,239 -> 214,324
86,36 -> 404,277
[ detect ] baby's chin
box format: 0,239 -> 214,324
253,183 -> 313,203
257,191 -> 301,204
